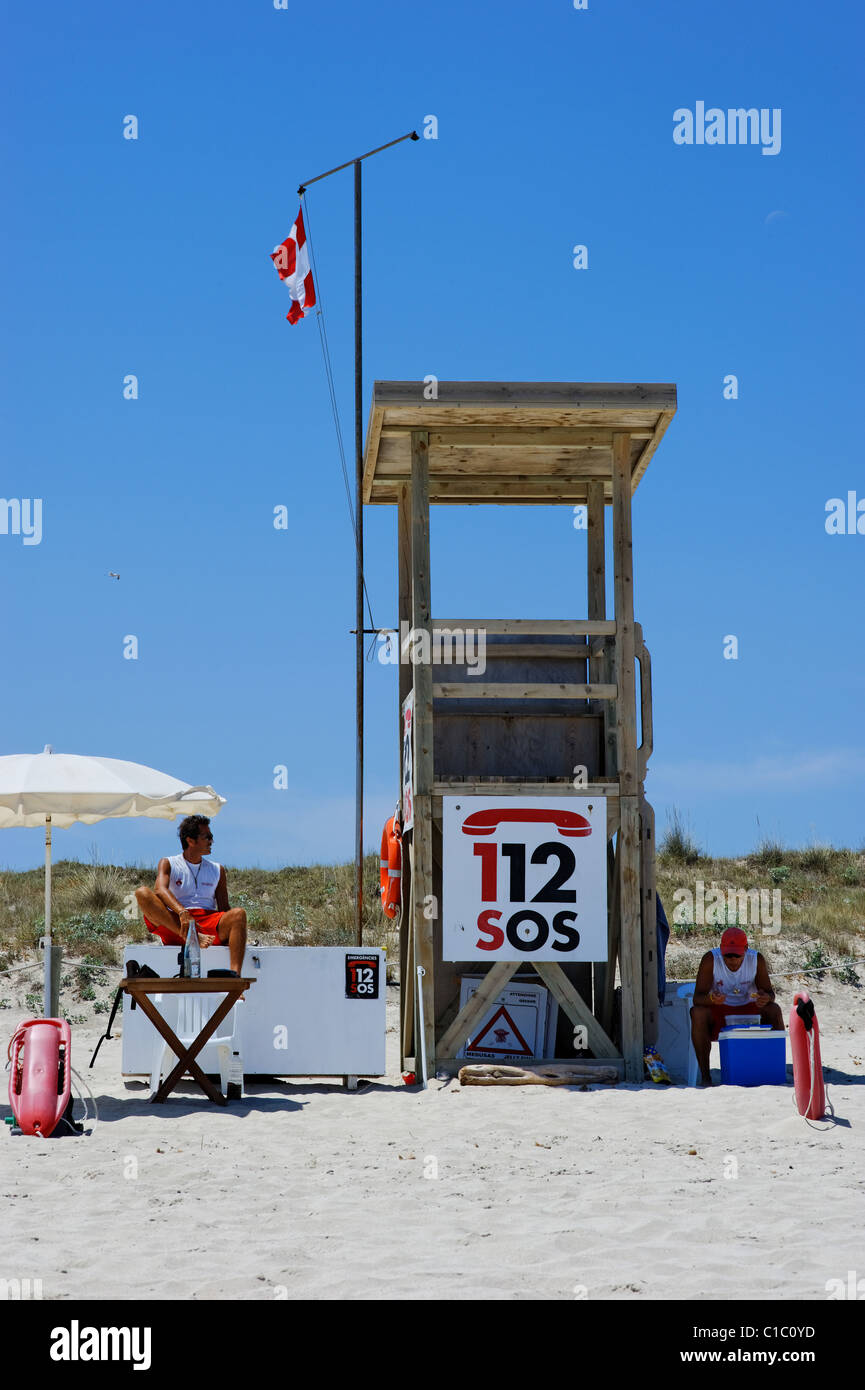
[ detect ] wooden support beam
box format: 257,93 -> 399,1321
600,838 -> 621,1037
434,619 -> 615,635
533,963 -> 619,1059
641,798 -> 659,1045
433,682 -> 617,700
397,483 -> 413,743
403,479 -> 604,503
618,796 -> 644,1081
436,960 -> 520,1059
629,407 -> 677,492
380,444 -> 618,473
586,478 -> 606,712
433,781 -> 617,795
611,431 -> 642,1077
400,839 -> 416,1070
612,432 -> 638,797
481,643 -> 594,659
397,481 -> 412,1069
588,476 -> 608,1010
410,429 -> 436,1072
380,426 -> 654,447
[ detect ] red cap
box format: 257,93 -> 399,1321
721,927 -> 748,953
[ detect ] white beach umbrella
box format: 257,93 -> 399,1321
0,746 -> 225,1004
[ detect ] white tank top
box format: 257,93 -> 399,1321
711,947 -> 758,1004
168,853 -> 222,910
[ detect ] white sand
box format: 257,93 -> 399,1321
3,978 -> 863,1301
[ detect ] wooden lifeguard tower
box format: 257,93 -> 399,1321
363,382 -> 676,1083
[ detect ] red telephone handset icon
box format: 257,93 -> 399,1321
461,807 -> 591,838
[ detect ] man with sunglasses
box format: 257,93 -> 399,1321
134,815 -> 247,976
690,926 -> 783,1086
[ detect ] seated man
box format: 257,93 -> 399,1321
690,926 -> 783,1086
135,814 -> 247,976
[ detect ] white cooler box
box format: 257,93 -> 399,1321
657,984 -> 698,1084
121,944 -> 386,1078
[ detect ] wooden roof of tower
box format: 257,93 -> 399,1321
362,381 -> 677,505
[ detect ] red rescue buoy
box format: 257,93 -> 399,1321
8,1018 -> 72,1137
789,991 -> 826,1119
379,815 -> 402,919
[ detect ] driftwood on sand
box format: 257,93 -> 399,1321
458,1063 -> 619,1087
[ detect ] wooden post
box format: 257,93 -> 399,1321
437,961 -> 519,1059
397,481 -> 412,759
533,963 -> 619,1059
586,479 -> 606,700
641,798 -> 659,1044
612,433 -> 637,798
612,432 -> 643,1079
401,841 -> 416,1070
587,478 -> 607,1015
410,430 -> 436,1072
618,797 -> 643,1078
601,837 -> 620,1037
397,481 -> 413,1069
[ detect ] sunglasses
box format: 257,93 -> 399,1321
722,952 -> 743,960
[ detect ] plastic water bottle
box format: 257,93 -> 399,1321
183,918 -> 201,978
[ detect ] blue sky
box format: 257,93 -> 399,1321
1,0 -> 863,870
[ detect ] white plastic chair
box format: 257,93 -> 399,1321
676,982 -> 701,1088
150,991 -> 244,1099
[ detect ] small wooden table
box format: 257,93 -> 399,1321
120,976 -> 256,1105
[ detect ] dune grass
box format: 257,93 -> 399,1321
0,840 -> 862,1014
656,843 -> 865,981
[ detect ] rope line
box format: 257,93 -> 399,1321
300,190 -> 377,639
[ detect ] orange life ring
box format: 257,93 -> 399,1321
380,815 -> 402,919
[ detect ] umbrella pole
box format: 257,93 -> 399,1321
43,814 -> 59,1018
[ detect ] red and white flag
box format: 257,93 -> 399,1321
270,207 -> 316,324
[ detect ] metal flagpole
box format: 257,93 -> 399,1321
298,129 -> 418,947
354,156 -> 364,949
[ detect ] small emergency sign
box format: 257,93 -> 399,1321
345,952 -> 380,999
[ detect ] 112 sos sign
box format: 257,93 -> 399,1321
442,798 -> 607,962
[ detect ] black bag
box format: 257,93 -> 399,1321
88,959 -> 159,1068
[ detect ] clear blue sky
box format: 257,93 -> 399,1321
1,0 -> 863,870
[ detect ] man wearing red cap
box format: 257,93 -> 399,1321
690,927 -> 784,1086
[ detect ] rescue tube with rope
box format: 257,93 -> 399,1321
789,990 -> 826,1119
379,813 -> 402,919
8,1018 -> 72,1137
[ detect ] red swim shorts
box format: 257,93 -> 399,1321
144,907 -> 225,947
709,1002 -> 760,1041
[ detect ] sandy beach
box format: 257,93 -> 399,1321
4,976 -> 863,1302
